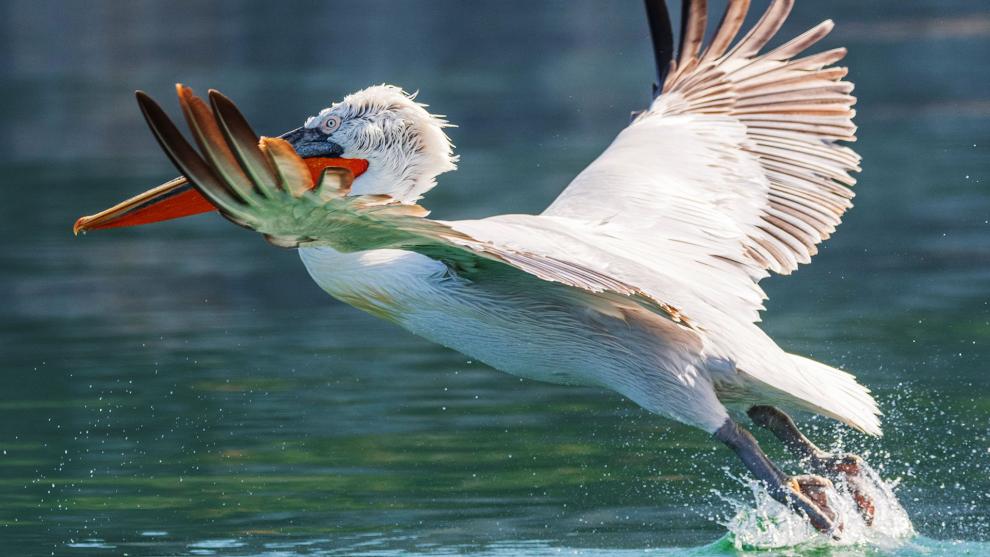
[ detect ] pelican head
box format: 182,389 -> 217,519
285,85 -> 457,202
73,84 -> 457,233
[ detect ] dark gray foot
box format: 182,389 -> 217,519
747,405 -> 875,525
714,419 -> 839,534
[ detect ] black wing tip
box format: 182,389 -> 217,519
207,88 -> 232,110
207,89 -> 262,141
134,90 -> 159,113
644,0 -> 675,98
678,0 -> 691,51
134,89 -> 167,122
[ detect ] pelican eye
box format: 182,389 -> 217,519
321,115 -> 341,134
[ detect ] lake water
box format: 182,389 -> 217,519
2,1 -> 989,555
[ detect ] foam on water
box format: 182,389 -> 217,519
717,460 -> 915,552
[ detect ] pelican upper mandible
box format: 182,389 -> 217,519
74,0 -> 882,534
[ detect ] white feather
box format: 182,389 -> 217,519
277,1 -> 880,436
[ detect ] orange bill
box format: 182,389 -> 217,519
73,157 -> 369,234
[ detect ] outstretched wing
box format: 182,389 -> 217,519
135,86 -> 689,323
545,0 -> 860,323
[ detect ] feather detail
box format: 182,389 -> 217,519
700,0 -> 749,62
652,0 -> 859,277
728,0 -> 794,59
676,0 -> 708,73
259,137 -> 314,196
176,85 -> 257,203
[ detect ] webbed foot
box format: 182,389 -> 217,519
747,405 -> 877,526
787,474 -> 840,534
811,453 -> 876,525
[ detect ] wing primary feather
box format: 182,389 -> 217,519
677,0 -> 708,69
175,84 -> 257,204
208,90 -> 281,199
644,0 -> 675,98
134,91 -> 249,223
316,167 -> 355,201
762,19 -> 834,62
726,0 -> 794,59
700,0 -> 750,62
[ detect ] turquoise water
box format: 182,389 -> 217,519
2,1 -> 989,555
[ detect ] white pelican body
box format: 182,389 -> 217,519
300,243 -> 733,430
75,0 -> 888,533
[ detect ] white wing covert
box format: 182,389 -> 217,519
544,0 -> 860,325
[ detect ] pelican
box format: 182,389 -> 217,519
75,0 -> 881,534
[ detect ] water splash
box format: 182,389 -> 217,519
716,459 -> 914,552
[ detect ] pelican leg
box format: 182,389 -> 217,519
747,405 -> 876,525
714,419 -> 839,534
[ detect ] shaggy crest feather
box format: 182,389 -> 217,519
305,84 -> 458,202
